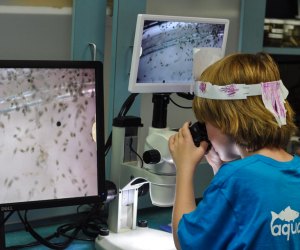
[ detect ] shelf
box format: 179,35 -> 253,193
239,0 -> 300,57
263,47 -> 300,55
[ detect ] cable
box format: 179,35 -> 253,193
104,133 -> 112,156
170,96 -> 192,109
117,93 -> 139,118
176,92 -> 194,100
105,93 -> 139,156
23,210 -> 78,250
6,211 -> 63,249
8,204 -> 108,250
129,137 -> 144,168
0,211 -> 14,227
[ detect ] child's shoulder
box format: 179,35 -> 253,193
214,154 -> 300,187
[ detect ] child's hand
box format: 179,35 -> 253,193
168,122 -> 208,174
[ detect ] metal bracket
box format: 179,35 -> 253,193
89,43 -> 97,61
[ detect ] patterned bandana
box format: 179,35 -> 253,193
194,80 -> 288,127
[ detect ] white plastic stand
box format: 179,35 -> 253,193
95,226 -> 175,250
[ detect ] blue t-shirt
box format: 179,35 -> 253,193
178,154 -> 300,250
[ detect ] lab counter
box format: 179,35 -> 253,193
5,206 -> 173,250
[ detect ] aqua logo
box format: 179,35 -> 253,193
270,206 -> 300,241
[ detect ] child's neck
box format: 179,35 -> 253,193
244,147 -> 293,162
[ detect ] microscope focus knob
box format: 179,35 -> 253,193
143,149 -> 161,164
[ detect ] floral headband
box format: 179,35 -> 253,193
194,80 -> 288,127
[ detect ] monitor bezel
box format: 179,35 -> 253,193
0,60 -> 107,212
128,14 -> 230,93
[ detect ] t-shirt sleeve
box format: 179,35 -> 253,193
178,184 -> 238,250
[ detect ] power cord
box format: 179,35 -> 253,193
6,204 -> 108,249
0,211 -> 14,227
169,96 -> 192,109
105,93 -> 139,156
129,137 -> 144,168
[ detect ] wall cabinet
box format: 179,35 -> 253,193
239,0 -> 300,55
239,0 -> 300,128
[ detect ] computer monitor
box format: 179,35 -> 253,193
0,60 -> 106,212
128,14 -> 229,93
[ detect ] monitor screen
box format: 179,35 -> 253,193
128,14 -> 229,93
0,60 -> 106,212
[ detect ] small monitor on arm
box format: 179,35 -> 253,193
128,14 -> 230,94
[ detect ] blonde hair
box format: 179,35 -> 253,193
193,52 -> 297,151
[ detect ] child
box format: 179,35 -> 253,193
169,52 -> 300,249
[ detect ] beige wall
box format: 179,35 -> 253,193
0,0 -> 72,8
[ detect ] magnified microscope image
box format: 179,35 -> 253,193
137,21 -> 226,84
0,67 -> 98,204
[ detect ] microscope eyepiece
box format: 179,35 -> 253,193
143,149 -> 161,164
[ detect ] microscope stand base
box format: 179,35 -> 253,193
95,227 -> 175,250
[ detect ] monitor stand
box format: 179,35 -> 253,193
0,212 -> 6,250
95,226 -> 175,250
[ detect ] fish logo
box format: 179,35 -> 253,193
271,206 -> 299,223
270,206 -> 300,241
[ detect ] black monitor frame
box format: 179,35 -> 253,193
0,60 -> 107,211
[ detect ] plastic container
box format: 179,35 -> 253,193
267,33 -> 284,47
269,18 -> 284,34
283,19 -> 300,47
264,18 -> 284,47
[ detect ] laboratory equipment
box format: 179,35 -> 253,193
96,13 -> 230,250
